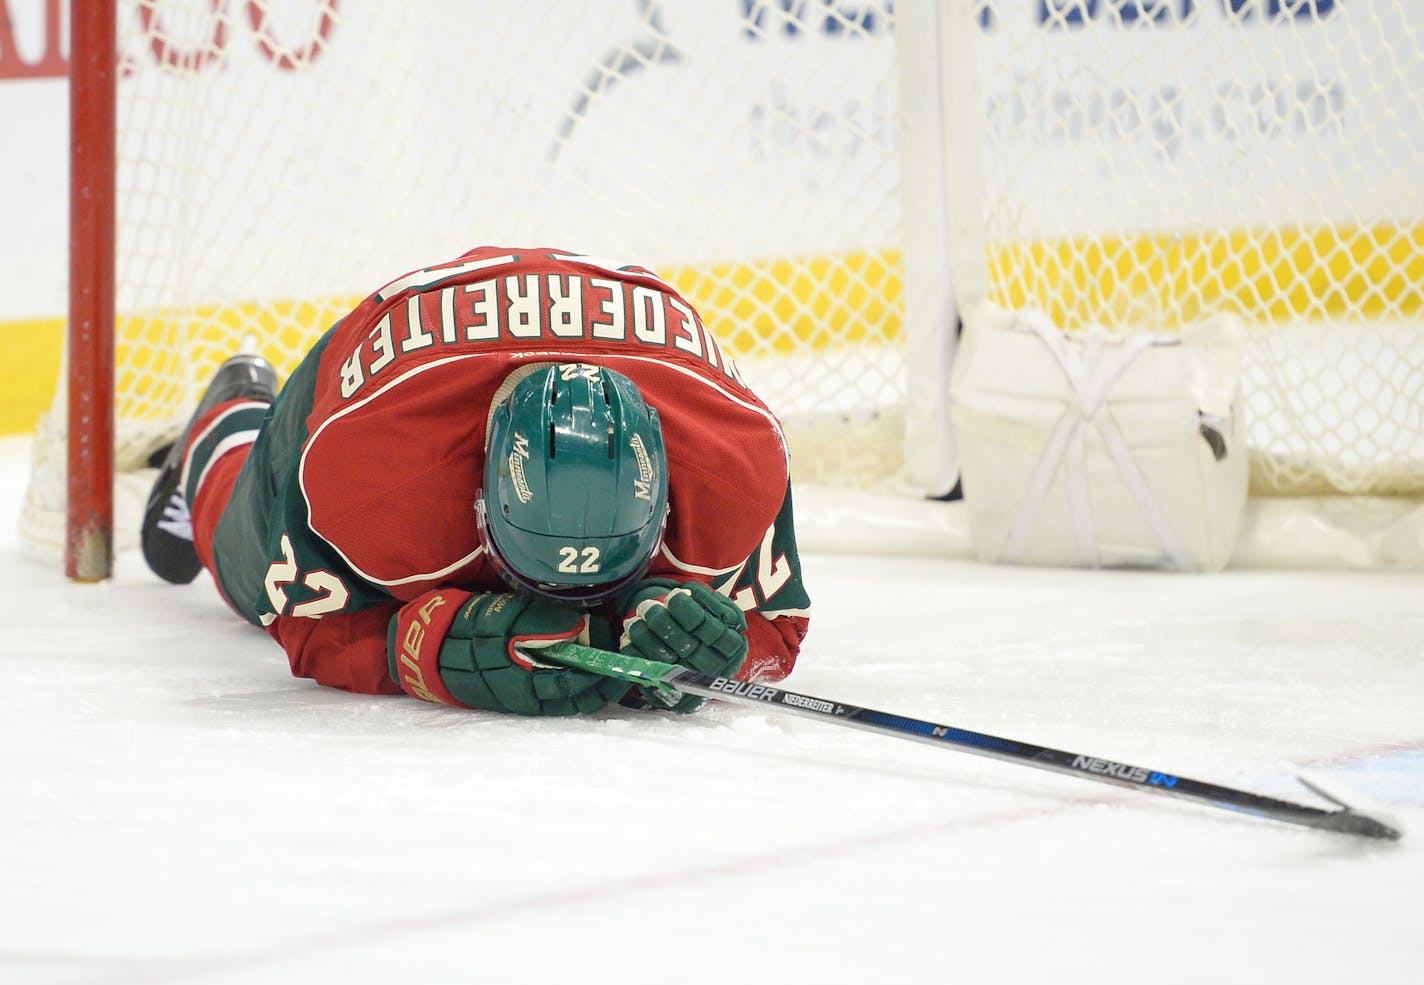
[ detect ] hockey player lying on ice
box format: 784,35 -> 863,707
140,246 -> 811,715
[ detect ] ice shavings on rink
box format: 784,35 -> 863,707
0,434 -> 1421,985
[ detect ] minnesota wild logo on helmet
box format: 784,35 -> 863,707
478,363 -> 670,608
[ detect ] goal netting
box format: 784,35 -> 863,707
24,0 -> 1424,568
940,0 -> 1424,498
24,0 -> 940,563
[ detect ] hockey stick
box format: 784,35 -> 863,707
543,642 -> 1403,841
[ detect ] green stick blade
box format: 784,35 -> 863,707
543,642 -> 682,700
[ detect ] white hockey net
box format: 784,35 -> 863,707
942,0 -> 1424,498
28,1 -> 1424,566
24,0 -> 921,557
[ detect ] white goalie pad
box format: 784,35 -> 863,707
949,304 -> 1249,572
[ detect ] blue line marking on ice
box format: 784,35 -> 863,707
1331,748 -> 1424,805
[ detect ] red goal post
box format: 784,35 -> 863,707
67,0 -> 117,580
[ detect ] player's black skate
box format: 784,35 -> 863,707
141,351 -> 277,584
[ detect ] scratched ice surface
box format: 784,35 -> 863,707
1,435 -> 1420,985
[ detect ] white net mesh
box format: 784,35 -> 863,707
944,0 -> 1424,496
28,1 -> 1424,565
24,0 -> 916,556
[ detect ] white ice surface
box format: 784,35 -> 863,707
1,435 -> 1421,985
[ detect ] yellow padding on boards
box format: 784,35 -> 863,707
4,227 -> 1416,436
664,249 -> 905,354
0,317 -> 64,434
989,221 -> 1424,330
0,250 -> 910,435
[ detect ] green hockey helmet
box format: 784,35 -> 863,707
477,363 -> 669,608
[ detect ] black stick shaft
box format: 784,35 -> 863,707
665,670 -> 1400,840
542,643 -> 1400,841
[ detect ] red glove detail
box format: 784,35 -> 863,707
390,588 -> 475,707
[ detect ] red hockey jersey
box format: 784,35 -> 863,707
251,246 -> 811,696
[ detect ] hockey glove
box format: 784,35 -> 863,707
619,578 -> 748,713
389,590 -> 627,716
